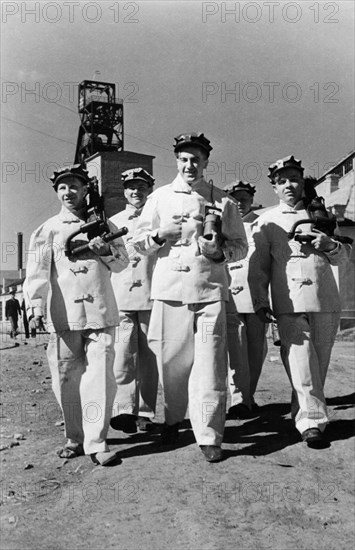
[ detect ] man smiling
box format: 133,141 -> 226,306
133,133 -> 247,462
24,165 -> 128,466
109,168 -> 158,434
176,145 -> 208,185
250,155 -> 351,446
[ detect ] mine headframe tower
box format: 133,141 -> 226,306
74,80 -> 124,164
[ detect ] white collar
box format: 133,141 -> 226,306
280,199 -> 306,213
171,174 -> 212,200
58,206 -> 84,223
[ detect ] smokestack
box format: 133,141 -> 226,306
17,232 -> 23,278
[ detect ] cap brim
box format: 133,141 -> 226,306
53,173 -> 89,187
123,178 -> 153,186
174,142 -> 210,154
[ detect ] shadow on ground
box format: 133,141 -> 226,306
107,396 -> 354,460
107,420 -> 195,459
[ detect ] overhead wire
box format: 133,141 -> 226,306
1,76 -> 173,153
2,82 -> 176,234
1,116 -> 77,145
2,78 -> 176,260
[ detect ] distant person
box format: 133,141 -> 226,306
109,168 -> 158,434
36,316 -> 46,332
21,298 -> 30,339
29,317 -> 37,338
133,132 -> 248,462
223,181 -> 267,419
6,291 -> 21,339
24,164 -> 128,466
250,156 -> 351,446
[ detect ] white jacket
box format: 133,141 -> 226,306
24,207 -> 128,332
249,201 -> 351,314
110,204 -> 155,311
133,175 -> 248,304
227,210 -> 259,313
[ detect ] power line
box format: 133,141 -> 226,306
125,132 -> 171,152
0,76 -> 78,115
1,76 -> 172,153
2,116 -> 76,145
17,198 -> 61,235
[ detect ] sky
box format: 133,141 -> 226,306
1,0 -> 354,270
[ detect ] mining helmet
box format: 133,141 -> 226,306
50,164 -> 90,191
268,155 -> 304,182
121,168 -> 155,187
173,132 -> 213,157
223,180 -> 256,196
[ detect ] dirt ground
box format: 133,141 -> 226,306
0,329 -> 354,550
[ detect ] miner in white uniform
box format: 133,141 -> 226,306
223,181 -> 267,419
250,156 -> 351,445
24,165 -> 128,466
133,133 -> 248,462
110,168 -> 158,434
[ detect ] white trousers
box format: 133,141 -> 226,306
148,300 -> 228,446
112,310 -> 158,418
277,312 -> 340,434
227,312 -> 267,408
47,328 -> 116,455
